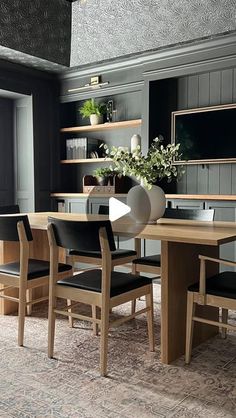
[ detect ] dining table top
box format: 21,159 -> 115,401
22,211 -> 236,247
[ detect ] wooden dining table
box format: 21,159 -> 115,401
1,211 -> 236,365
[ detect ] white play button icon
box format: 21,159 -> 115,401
109,197 -> 131,222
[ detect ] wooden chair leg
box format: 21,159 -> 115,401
131,263 -> 139,314
100,303 -> 110,377
145,286 -> 155,352
67,299 -> 73,328
26,288 -> 32,316
221,308 -> 228,339
185,292 -> 195,364
131,299 -> 136,315
109,267 -> 114,314
92,305 -> 99,336
48,290 -> 57,359
18,287 -> 27,346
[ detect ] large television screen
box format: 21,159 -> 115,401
171,104 -> 236,163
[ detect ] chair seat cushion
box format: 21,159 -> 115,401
188,271 -> 236,299
133,254 -> 161,267
69,249 -> 137,260
57,269 -> 152,297
0,259 -> 72,280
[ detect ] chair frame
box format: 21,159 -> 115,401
68,204 -> 137,269
68,250 -> 138,332
132,238 -> 161,275
0,220 -> 72,346
67,205 -> 137,331
47,222 -> 155,377
185,254 -> 236,364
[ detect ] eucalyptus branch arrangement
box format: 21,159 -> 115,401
102,137 -> 183,189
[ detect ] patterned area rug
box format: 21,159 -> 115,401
0,284 -> 236,418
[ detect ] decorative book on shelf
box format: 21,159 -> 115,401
83,175 -> 125,194
66,138 -> 102,160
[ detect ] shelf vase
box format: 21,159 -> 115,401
90,114 -> 103,125
130,134 -> 141,152
127,180 -> 166,223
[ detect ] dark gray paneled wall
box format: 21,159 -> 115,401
0,62 -> 60,210
0,98 -> 14,205
0,0 -> 71,66
71,0 -> 236,67
177,68 -> 236,195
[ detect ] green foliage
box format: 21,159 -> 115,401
101,137 -> 184,189
79,98 -> 106,118
93,166 -> 122,178
93,166 -> 114,178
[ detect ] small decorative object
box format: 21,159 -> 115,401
93,167 -> 121,186
79,98 -> 106,125
102,137 -> 184,223
106,100 -> 113,122
112,108 -> 118,122
83,172 -> 124,194
130,134 -> 141,152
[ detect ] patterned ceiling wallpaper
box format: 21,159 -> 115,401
70,0 -> 236,67
0,0 -> 71,67
0,0 -> 235,73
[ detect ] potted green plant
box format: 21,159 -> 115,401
79,98 -> 106,125
93,166 -> 120,186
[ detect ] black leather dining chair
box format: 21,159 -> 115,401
47,217 -> 154,376
67,204 -> 137,332
0,215 -> 72,346
186,254 -> 236,364
98,205 -> 109,215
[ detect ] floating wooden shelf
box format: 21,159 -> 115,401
61,158 -> 112,164
60,119 -> 142,133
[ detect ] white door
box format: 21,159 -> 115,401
14,96 -> 35,212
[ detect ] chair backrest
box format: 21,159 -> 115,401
98,205 -> 109,215
48,217 -> 116,252
163,208 -> 215,221
0,215 -> 33,241
0,204 -> 20,214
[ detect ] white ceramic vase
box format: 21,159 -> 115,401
127,182 -> 166,223
90,114 -> 102,125
130,134 -> 141,152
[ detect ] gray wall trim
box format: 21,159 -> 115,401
61,33 -> 236,80
143,55 -> 236,81
60,80 -> 144,102
0,58 -> 59,81
142,34 -> 236,74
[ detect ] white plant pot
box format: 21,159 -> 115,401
127,184 -> 166,223
90,114 -> 102,125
